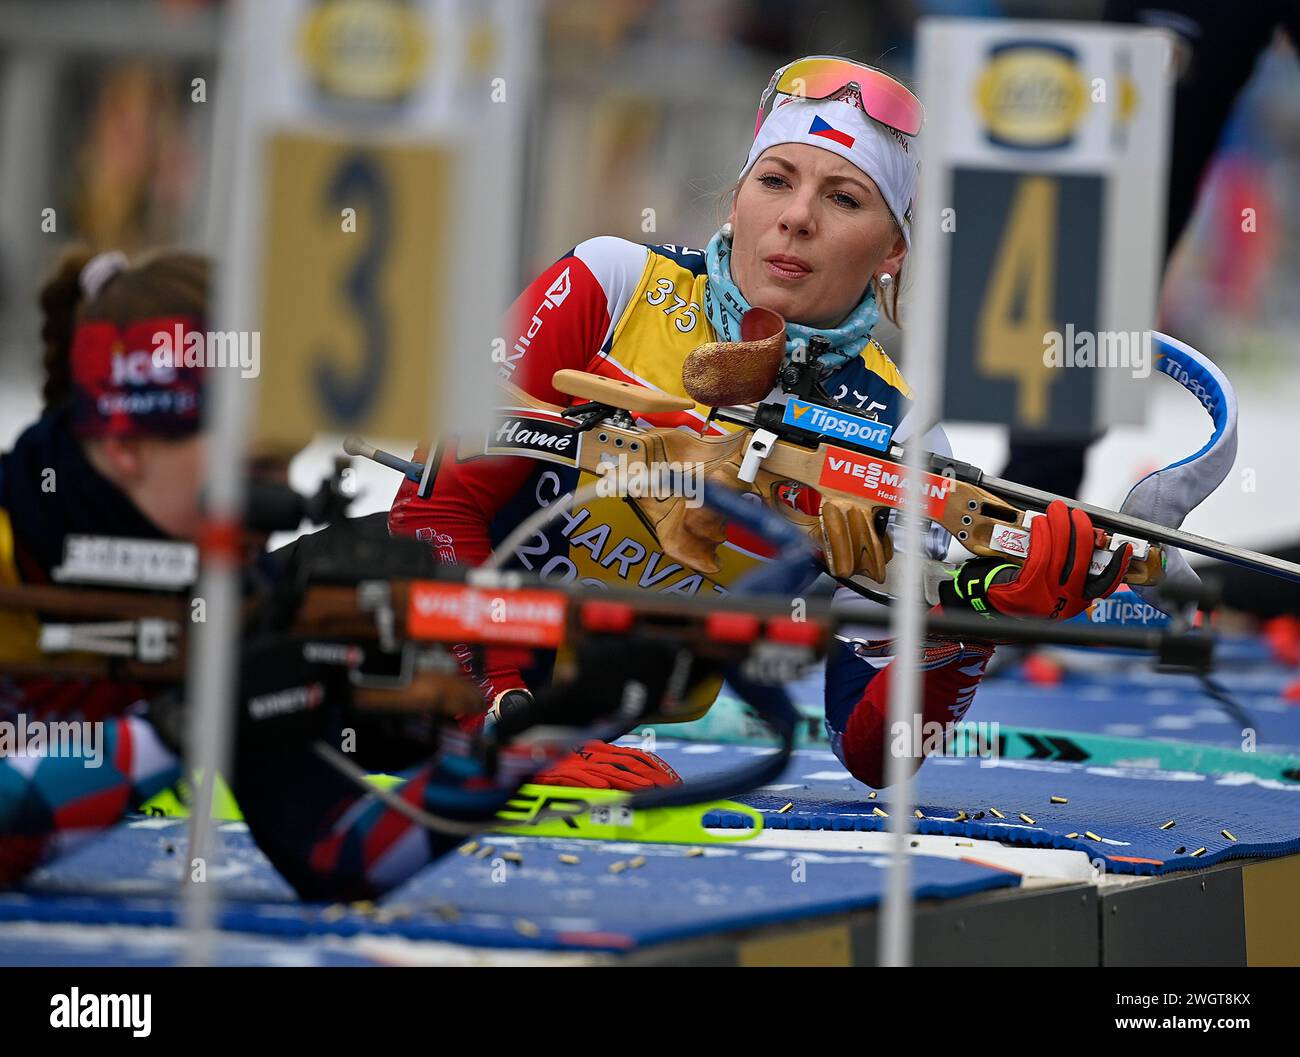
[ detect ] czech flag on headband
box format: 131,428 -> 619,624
808,114 -> 855,149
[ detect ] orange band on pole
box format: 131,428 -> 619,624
198,518 -> 244,564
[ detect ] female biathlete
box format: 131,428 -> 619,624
0,248 -> 209,883
390,55 -> 1134,791
0,250 -> 569,899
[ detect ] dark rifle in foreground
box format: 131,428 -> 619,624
0,518 -> 1217,690
0,458 -> 1219,823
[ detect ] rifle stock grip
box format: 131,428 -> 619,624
818,499 -> 893,583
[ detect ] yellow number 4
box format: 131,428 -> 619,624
977,176 -> 1058,427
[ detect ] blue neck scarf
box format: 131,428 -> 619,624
702,230 -> 880,372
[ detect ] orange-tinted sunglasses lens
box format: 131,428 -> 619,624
759,56 -> 923,138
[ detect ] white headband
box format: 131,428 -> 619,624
739,98 -> 919,248
79,250 -> 129,302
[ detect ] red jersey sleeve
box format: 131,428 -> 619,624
388,240 -> 648,706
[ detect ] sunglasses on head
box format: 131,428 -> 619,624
755,55 -> 924,139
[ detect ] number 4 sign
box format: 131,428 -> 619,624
909,18 -> 1174,438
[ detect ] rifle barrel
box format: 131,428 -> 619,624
977,473 -> 1300,585
343,435 -> 423,482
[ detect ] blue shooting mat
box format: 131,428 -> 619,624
0,816 -> 1017,954
664,741 -> 1300,876
383,832 -> 1016,949
723,645 -> 1300,754
1203,635 -> 1290,667
969,669 -> 1300,753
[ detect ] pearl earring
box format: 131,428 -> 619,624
877,272 -> 893,290
720,222 -> 734,240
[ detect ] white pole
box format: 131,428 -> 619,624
878,20 -> 948,969
182,0 -> 256,965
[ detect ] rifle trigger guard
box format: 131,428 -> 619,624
739,429 -> 779,484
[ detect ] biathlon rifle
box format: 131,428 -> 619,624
458,306 -> 1300,603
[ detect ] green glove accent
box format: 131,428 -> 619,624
940,558 -> 1020,617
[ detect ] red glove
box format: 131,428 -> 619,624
533,741 -> 682,791
941,500 -> 1132,622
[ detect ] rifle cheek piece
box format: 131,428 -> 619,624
681,307 -> 786,408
